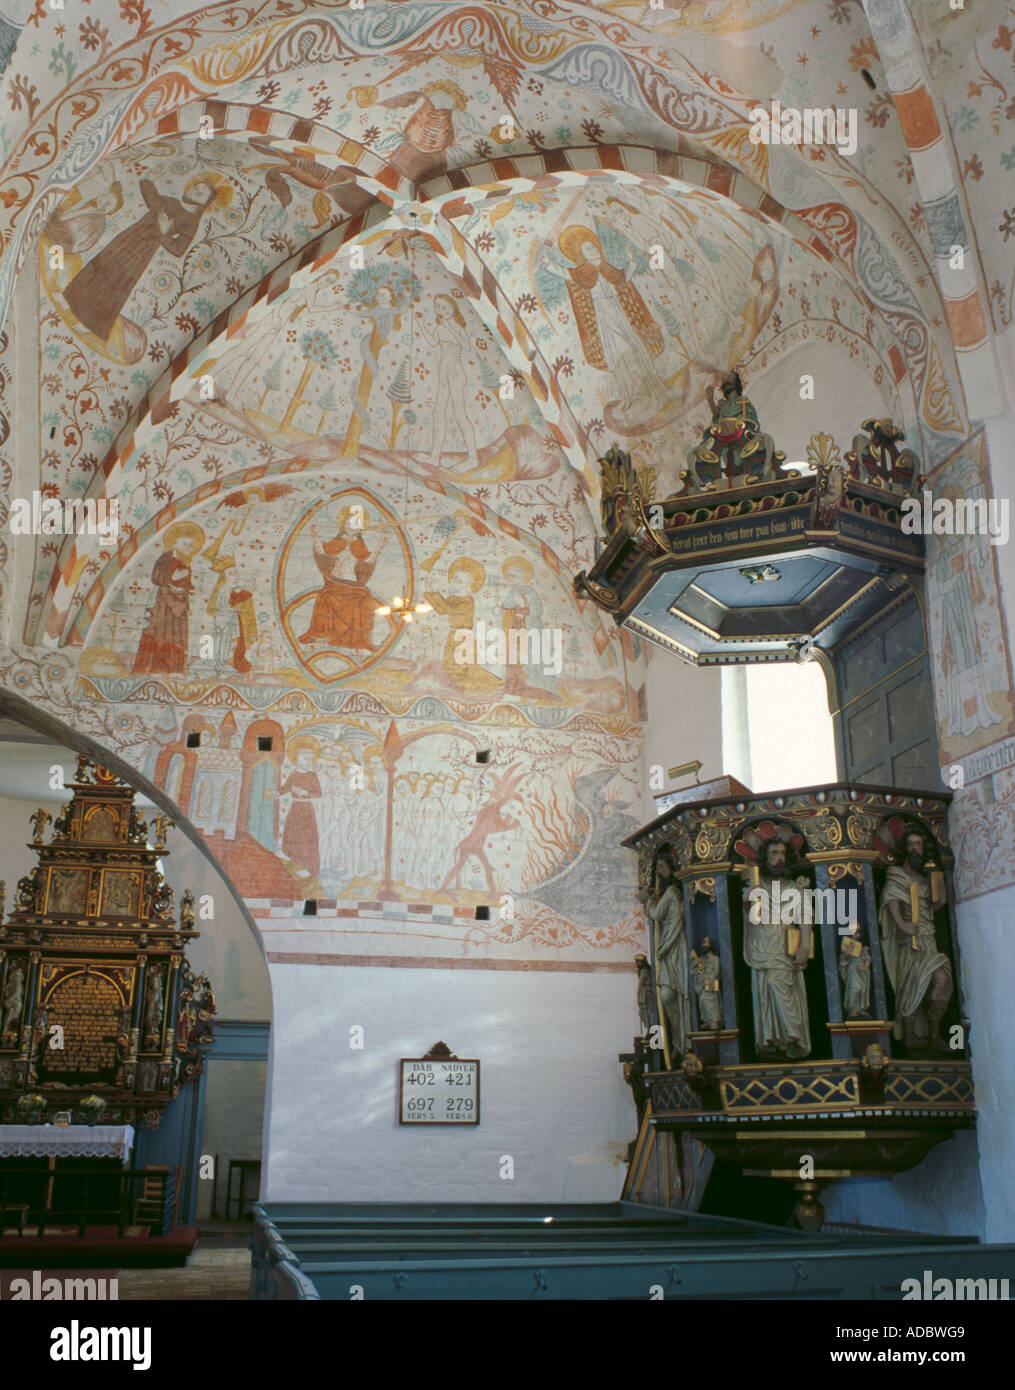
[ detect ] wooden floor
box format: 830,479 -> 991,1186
116,1242 -> 251,1300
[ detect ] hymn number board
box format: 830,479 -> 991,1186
399,1056 -> 480,1125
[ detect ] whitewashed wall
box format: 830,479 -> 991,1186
262,962 -> 637,1203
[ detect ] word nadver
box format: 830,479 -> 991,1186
900,492 -> 1008,546
749,101 -> 858,156
50,1321 -> 151,1371
453,621 -> 563,676
6,492 -> 119,541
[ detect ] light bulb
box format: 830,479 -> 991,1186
391,595 -> 403,608
414,602 -> 432,613
376,605 -> 392,616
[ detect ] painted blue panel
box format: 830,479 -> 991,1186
692,555 -> 837,609
134,1073 -> 207,1225
209,1019 -> 270,1060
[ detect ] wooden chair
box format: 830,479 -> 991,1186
132,1165 -> 179,1234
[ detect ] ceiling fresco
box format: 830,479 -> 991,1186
0,0 -> 1010,959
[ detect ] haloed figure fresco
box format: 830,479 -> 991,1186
133,522 -> 205,676
274,738 -> 323,882
61,175 -> 231,363
540,225 -> 666,426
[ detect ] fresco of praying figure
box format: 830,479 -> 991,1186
500,556 -> 559,699
425,557 -> 501,696
62,174 -> 230,363
275,740 -> 323,879
133,522 -> 205,675
930,475 -> 1005,742
377,81 -> 472,183
299,507 -> 385,651
540,226 -> 666,423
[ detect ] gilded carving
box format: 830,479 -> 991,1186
827,861 -> 865,886
0,770 -> 209,1127
805,809 -> 843,851
846,812 -> 878,848
687,876 -> 716,902
694,822 -> 732,864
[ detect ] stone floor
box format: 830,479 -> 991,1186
116,1239 -> 251,1300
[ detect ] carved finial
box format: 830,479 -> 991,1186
180,888 -> 196,930
809,432 -> 845,528
845,419 -> 923,496
151,813 -> 173,851
598,444 -> 657,536
16,871 -> 40,912
806,431 -> 841,472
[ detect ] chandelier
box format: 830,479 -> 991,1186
377,593 -> 431,623
376,207 -> 431,628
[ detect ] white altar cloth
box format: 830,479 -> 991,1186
0,1125 -> 134,1162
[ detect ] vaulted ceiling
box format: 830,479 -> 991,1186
0,0 -> 1010,656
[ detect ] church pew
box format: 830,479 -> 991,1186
286,1241 -> 1015,1301
251,1202 -> 999,1300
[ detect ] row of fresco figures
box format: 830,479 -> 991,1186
86,486 -> 607,706
639,822 -> 958,1064
129,515 -> 559,696
83,489 -> 609,706
142,711 -> 640,929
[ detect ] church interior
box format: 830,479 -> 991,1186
1,0 -> 1015,1313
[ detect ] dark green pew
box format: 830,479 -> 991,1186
252,1201 -> 998,1300
290,1241 -> 1015,1301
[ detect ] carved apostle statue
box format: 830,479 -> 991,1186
691,936 -> 723,1029
1,962 -> 25,1036
743,839 -> 812,1058
838,923 -> 872,1020
646,848 -> 690,1061
634,954 -> 655,1038
878,829 -> 952,1051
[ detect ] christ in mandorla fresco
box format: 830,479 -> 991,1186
299,507 -> 387,651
